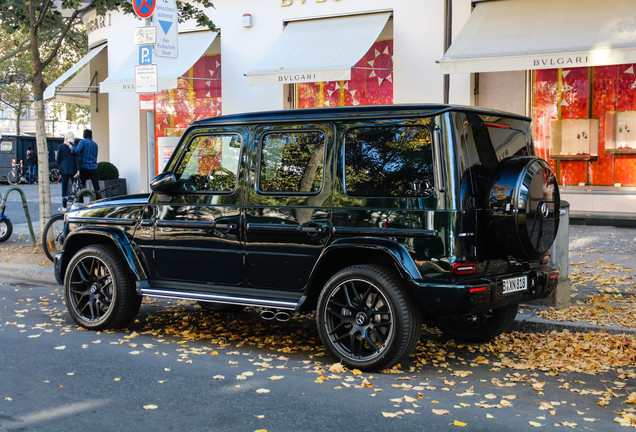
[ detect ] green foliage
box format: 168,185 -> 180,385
97,161 -> 119,180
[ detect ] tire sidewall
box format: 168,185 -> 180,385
316,265 -> 416,370
64,245 -> 124,330
0,218 -> 12,242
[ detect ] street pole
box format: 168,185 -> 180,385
145,17 -> 156,185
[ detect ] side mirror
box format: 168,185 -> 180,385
150,172 -> 177,193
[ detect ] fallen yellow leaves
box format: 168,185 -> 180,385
626,392 -> 636,404
143,404 -> 158,410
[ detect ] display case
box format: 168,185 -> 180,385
549,118 -> 599,160
604,111 -> 636,154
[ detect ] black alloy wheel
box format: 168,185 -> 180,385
64,245 -> 141,330
435,303 -> 519,343
316,265 -> 421,371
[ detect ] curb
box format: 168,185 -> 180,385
513,310 -> 636,336
0,263 -> 58,286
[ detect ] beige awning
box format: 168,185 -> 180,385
100,31 -> 217,93
439,0 -> 636,74
246,12 -> 391,85
43,43 -> 106,104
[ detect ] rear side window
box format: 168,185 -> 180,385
344,125 -> 434,197
259,130 -> 325,194
175,134 -> 241,192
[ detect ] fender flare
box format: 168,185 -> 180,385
59,226 -> 148,282
313,237 -> 422,281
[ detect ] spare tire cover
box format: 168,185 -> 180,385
485,156 -> 560,260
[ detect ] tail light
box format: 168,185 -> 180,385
541,250 -> 551,265
452,262 -> 477,275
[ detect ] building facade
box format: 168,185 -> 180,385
45,0 -> 636,219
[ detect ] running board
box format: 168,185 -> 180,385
138,288 -> 299,311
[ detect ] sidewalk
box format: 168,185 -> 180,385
0,221 -> 634,335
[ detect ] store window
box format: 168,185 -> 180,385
155,53 -> 222,172
344,125 -> 434,197
533,65 -> 636,186
295,39 -> 393,108
259,130 -> 325,194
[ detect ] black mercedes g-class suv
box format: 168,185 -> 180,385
55,105 -> 559,371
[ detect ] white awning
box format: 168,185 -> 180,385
100,31 -> 218,93
246,12 -> 391,86
43,43 -> 107,103
439,0 -> 636,74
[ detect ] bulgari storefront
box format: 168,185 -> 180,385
441,0 -> 636,220
45,0 -> 472,194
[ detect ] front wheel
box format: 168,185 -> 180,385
0,218 -> 13,242
435,303 -> 519,343
7,171 -> 16,185
42,214 -> 65,262
316,265 -> 421,371
64,245 -> 141,330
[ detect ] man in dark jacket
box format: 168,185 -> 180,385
70,129 -> 101,199
26,146 -> 37,184
57,132 -> 79,208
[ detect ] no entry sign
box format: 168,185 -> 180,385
133,0 -> 156,19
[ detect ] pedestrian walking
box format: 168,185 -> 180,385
70,129 -> 102,199
57,132 -> 79,208
26,146 -> 37,184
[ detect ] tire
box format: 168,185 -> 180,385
49,168 -> 61,183
64,245 -> 141,330
7,171 -> 16,185
436,303 -> 519,343
197,301 -> 243,312
42,214 -> 65,262
316,265 -> 421,371
0,218 -> 13,242
485,156 -> 560,260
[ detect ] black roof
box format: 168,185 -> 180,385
190,104 -> 531,127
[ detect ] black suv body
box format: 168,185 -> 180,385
55,105 -> 560,370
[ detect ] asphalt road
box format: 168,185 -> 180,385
0,281 -> 631,432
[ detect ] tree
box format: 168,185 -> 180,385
0,0 -> 215,234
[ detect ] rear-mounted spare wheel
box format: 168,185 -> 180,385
485,156 -> 560,260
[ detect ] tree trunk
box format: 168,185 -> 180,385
28,2 -> 52,236
33,96 -> 52,235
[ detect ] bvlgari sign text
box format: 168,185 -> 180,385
532,55 -> 589,68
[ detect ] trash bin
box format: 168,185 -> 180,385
529,200 -> 571,307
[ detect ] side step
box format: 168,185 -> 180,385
138,287 -> 299,311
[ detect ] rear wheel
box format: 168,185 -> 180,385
316,265 -> 421,371
0,218 -> 12,242
435,303 -> 519,343
42,214 -> 65,262
7,171 -> 16,185
64,245 -> 141,330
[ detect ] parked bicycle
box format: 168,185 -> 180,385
42,178 -> 96,262
49,167 -> 61,183
7,159 -> 28,185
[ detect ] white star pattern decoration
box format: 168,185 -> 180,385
368,46 -> 392,86
624,65 -> 636,89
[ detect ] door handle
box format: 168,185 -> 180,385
214,222 -> 237,231
300,222 -> 330,235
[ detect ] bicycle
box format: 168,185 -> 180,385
42,178 -> 96,262
49,168 -> 61,183
7,159 -> 28,185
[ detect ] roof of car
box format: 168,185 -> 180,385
190,104 -> 531,127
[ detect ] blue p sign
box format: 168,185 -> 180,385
139,46 -> 153,65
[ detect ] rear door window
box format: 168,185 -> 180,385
344,125 -> 434,197
258,130 -> 325,194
